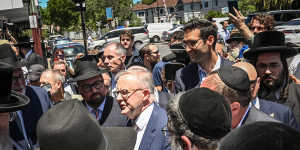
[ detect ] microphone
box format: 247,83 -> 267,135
162,53 -> 177,62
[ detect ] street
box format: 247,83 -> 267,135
155,41 -> 172,58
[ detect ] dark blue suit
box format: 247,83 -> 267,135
257,99 -> 299,129
138,103 -> 170,150
10,86 -> 51,147
174,57 -> 233,92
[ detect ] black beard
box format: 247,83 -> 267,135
261,72 -> 284,91
86,93 -> 105,108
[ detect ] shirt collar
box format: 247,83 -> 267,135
198,55 -> 221,74
86,97 -> 107,113
237,103 -> 252,128
135,103 -> 154,130
25,50 -> 33,59
252,97 -> 260,110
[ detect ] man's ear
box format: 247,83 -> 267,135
206,35 -> 215,46
230,102 -> 241,115
181,135 -> 192,150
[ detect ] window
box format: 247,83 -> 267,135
191,4 -> 194,10
215,0 -> 218,6
204,2 -> 208,8
160,9 -> 164,15
199,2 -> 203,9
138,12 -> 144,17
170,7 -> 174,13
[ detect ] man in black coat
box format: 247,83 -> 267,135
73,60 -> 127,126
243,31 -> 300,125
174,19 -> 232,92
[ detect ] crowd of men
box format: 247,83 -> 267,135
1,8 -> 300,150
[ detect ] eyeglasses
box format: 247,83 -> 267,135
250,26 -> 265,31
183,39 -> 201,48
113,88 -> 144,99
79,80 -> 105,93
256,63 -> 282,72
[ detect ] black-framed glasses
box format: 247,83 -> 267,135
256,63 -> 282,72
79,80 -> 105,93
182,39 -> 201,49
113,88 -> 144,99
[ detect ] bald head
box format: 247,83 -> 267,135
233,62 -> 257,81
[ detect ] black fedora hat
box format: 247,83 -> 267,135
0,61 -> 30,112
220,121 -> 300,150
226,32 -> 246,43
37,100 -> 137,150
0,44 -> 25,68
72,61 -> 103,82
243,31 -> 298,60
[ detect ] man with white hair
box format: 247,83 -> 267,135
40,69 -> 72,104
102,42 -> 127,90
115,66 -> 170,150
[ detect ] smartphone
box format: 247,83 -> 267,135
165,63 -> 185,81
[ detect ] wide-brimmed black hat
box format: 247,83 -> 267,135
0,61 -> 30,112
37,100 -> 137,150
72,61 -> 103,82
243,31 -> 298,60
220,121 -> 300,150
0,44 -> 24,68
226,32 -> 246,43
14,36 -> 34,48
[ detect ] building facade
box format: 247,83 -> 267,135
132,0 -> 229,24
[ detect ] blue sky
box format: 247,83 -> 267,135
39,0 -> 141,8
39,0 -> 48,8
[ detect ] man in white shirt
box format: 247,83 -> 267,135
115,66 -> 170,150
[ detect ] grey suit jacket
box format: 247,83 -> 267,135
243,106 -> 280,125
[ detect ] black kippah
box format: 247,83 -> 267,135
217,66 -> 250,92
178,88 -> 232,139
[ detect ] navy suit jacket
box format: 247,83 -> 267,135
138,103 -> 170,150
258,99 -> 299,129
174,57 -> 233,92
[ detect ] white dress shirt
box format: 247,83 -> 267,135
197,55 -> 221,85
134,103 -> 154,150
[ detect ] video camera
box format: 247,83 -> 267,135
162,43 -> 190,81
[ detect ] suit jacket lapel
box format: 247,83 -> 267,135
99,96 -> 113,125
138,104 -> 159,150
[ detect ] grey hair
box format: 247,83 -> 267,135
103,42 -> 127,56
167,93 -> 219,150
43,69 -> 65,84
115,65 -> 155,94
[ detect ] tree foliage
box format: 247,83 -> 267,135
47,0 -> 79,30
205,10 -> 227,19
142,0 -> 155,5
253,0 -> 296,11
238,0 -> 256,15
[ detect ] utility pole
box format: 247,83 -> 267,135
192,0 -> 194,18
30,0 -> 43,58
73,0 -> 88,54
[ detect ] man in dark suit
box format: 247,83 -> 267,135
115,66 -> 170,150
243,31 -> 300,125
234,62 -> 298,129
15,36 -> 44,68
175,19 -> 233,92
201,66 -> 278,129
73,61 -> 127,126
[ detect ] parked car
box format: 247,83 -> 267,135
246,10 -> 300,26
275,18 -> 300,30
146,23 -> 175,43
89,26 -> 149,50
162,25 -> 184,41
53,42 -> 85,63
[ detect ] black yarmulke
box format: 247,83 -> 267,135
220,121 -> 300,150
178,88 -> 232,139
217,66 -> 250,92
